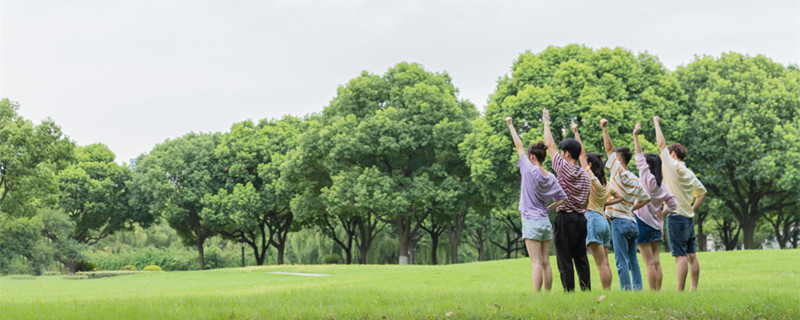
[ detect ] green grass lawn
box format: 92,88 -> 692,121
2,250 -> 798,319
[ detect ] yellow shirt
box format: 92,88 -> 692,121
660,148 -> 707,218
584,168 -> 617,216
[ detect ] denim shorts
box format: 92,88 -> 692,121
667,214 -> 696,256
635,215 -> 662,244
522,218 -> 553,241
585,210 -> 611,247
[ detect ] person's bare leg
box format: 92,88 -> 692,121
675,256 -> 688,291
588,243 -> 611,290
687,253 -> 699,291
604,246 -> 612,285
525,239 -> 543,292
541,240 -> 553,291
651,242 -> 662,291
638,243 -> 657,291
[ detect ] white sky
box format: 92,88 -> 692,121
2,0 -> 799,164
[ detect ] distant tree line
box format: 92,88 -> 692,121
1,45 -> 798,275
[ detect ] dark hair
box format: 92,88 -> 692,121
527,141 -> 547,163
645,153 -> 663,187
586,152 -> 607,186
558,138 -> 582,160
615,146 -> 632,165
668,143 -> 687,161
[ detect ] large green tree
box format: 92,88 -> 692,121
57,144 -> 151,272
673,53 -> 800,249
0,99 -> 74,217
129,133 -> 223,270
202,116 -> 302,265
292,63 -> 476,264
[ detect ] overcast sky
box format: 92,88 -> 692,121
2,0 -> 798,164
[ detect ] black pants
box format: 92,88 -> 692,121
554,211 -> 591,292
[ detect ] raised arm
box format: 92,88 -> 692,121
633,122 -> 643,154
653,116 -> 666,152
570,123 -> 589,170
506,117 -> 526,158
600,118 -> 614,157
542,108 -> 559,159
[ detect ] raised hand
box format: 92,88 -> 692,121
600,118 -> 608,128
633,122 -> 641,134
653,116 -> 661,124
542,108 -> 550,123
505,117 -> 513,126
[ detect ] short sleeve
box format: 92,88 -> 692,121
518,154 -> 535,174
553,182 -> 568,201
660,148 -> 677,173
551,152 -> 565,173
692,177 -> 707,197
605,152 -> 617,169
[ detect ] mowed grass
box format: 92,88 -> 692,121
1,250 -> 798,319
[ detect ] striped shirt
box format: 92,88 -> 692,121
551,153 -> 591,214
584,167 -> 617,216
633,153 -> 677,230
604,152 -> 650,221
660,148 -> 707,218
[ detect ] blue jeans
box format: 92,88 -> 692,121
611,218 -> 643,291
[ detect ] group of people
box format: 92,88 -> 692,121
506,109 -> 706,292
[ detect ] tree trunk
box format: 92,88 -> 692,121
344,239 -> 353,264
696,217 -> 707,252
398,222 -> 410,265
68,260 -> 77,275
358,245 -> 369,264
741,220 -> 757,250
477,243 -> 484,261
444,209 -> 467,264
791,220 -> 800,249
430,233 -> 439,265
197,237 -> 205,270
275,243 -> 285,265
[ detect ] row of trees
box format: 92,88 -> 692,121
2,45 -> 798,274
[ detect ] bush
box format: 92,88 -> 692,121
323,254 -> 340,264
7,274 -> 36,280
42,271 -> 61,276
143,265 -> 162,271
63,275 -> 89,280
75,260 -> 97,272
120,265 -> 138,271
78,271 -> 140,279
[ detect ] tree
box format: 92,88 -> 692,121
129,133 -> 222,270
764,204 -> 800,249
56,144 -> 154,272
203,117 -> 302,265
0,99 -> 74,217
673,53 -> 800,249
38,209 -> 86,274
0,214 -> 51,275
294,62 -> 476,264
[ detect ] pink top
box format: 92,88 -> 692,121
633,153 -> 678,230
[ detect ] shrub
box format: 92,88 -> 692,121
323,254 -> 340,264
63,275 -> 89,280
143,265 -> 162,271
120,265 -> 138,271
42,271 -> 61,276
78,271 -> 140,279
7,274 -> 36,280
75,260 -> 97,272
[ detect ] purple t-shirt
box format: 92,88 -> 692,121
518,154 -> 567,220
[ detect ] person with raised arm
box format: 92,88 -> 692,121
570,122 -> 624,290
632,122 -> 678,291
542,108 -> 592,292
506,116 -> 567,292
653,116 -> 707,291
600,118 -> 650,291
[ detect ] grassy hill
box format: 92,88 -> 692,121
2,250 -> 798,319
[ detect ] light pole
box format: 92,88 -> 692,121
238,237 -> 246,268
